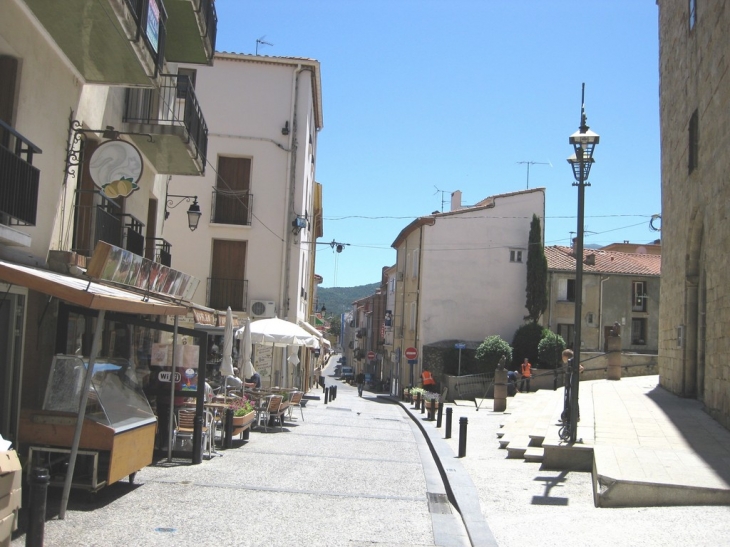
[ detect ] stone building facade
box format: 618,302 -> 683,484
657,0 -> 730,429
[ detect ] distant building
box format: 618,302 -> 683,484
390,188 -> 545,390
544,246 -> 661,354
657,0 -> 730,429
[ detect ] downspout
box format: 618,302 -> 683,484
279,64 -> 304,320
415,223 -> 425,383
599,275 -> 610,351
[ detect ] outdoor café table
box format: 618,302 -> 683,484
183,401 -> 230,451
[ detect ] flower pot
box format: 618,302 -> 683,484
231,412 -> 256,436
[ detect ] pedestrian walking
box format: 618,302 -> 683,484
520,357 -> 532,393
356,372 -> 365,397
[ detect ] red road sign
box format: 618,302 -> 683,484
405,347 -> 418,360
367,351 -> 376,360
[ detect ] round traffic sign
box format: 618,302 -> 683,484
405,346 -> 418,360
367,351 -> 376,360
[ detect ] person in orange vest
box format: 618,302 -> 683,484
421,367 -> 437,392
520,357 -> 532,393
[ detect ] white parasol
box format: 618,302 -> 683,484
235,316 -> 319,348
239,316 -> 255,379
220,307 -> 235,377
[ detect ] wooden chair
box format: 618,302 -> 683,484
287,391 -> 304,421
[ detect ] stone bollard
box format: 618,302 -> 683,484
493,368 -> 508,412
445,407 -> 453,439
607,335 -> 622,380
458,417 -> 468,458
27,467 -> 49,547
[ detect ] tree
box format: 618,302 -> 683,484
538,331 -> 566,369
327,315 -> 341,338
475,335 -> 513,371
511,322 -> 547,367
525,214 -> 548,322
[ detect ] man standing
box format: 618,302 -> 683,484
421,367 -> 437,393
520,357 -> 532,393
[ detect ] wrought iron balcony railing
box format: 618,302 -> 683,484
201,0 -> 218,55
119,214 -> 146,256
125,0 -> 168,76
147,238 -> 172,267
0,119 -> 41,226
207,277 -> 248,311
124,73 -> 208,168
71,191 -> 123,258
211,189 -> 253,226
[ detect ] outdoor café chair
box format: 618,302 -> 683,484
287,390 -> 304,421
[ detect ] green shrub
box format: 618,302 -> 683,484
475,335 -> 513,372
538,332 -> 566,369
511,322 -> 547,367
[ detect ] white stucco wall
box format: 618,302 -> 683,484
419,189 -> 545,347
164,55 -> 320,318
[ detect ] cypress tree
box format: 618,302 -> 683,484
525,214 -> 548,322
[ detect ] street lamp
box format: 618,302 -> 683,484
165,194 -> 202,231
562,83 -> 599,444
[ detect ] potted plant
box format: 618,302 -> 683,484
228,395 -> 256,436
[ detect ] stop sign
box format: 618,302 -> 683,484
405,347 -> 418,360
367,351 -> 376,360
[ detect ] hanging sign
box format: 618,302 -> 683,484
89,140 -> 143,199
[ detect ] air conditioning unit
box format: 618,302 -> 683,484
250,300 -> 276,318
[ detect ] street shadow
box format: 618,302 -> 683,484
644,383 -> 730,485
531,470 -> 570,506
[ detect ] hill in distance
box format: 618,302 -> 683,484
317,282 -> 380,316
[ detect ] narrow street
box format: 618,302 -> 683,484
15,354 -> 468,546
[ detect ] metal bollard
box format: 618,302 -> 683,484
223,408 -> 234,448
415,392 -> 421,408
445,407 -> 453,439
324,386 -> 329,404
332,385 -> 337,400
27,467 -> 49,547
458,416 -> 468,458
436,401 -> 443,428
421,396 -> 426,414
428,399 -> 435,421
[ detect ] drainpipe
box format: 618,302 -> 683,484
280,64 -> 304,321
599,275 -> 610,351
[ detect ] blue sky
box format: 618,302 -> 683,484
215,1 -> 661,288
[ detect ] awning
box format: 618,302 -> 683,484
0,260 -> 188,315
299,320 -> 325,347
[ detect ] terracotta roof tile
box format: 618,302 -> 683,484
545,246 -> 661,276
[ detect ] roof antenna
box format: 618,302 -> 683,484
433,186 -> 453,213
516,160 -> 551,189
256,36 -> 273,55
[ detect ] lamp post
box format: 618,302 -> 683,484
563,83 -> 599,443
166,194 -> 202,231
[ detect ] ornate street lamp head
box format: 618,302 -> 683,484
567,85 -> 600,182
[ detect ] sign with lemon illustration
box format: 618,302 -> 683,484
89,140 -> 143,199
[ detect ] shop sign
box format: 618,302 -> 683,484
89,140 -> 143,199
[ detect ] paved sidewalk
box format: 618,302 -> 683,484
396,375 -> 730,547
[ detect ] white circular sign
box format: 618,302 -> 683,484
89,140 -> 143,199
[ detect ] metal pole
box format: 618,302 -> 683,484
445,407 -> 452,439
26,467 -> 49,547
458,348 -> 462,377
192,331 -> 207,465
167,315 -> 179,462
60,309 -> 105,519
458,416 -> 468,457
436,401 -> 443,428
570,150 -> 586,444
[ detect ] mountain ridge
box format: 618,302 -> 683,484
316,282 -> 380,316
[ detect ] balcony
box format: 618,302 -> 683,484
211,190 -> 253,226
147,238 -> 172,267
207,277 -> 248,311
0,120 -> 41,238
164,0 -> 217,65
124,74 -> 207,175
24,0 -> 166,86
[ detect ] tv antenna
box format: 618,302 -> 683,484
433,186 -> 454,213
516,160 -> 551,189
256,36 -> 273,55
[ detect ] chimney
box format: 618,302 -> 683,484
451,190 -> 462,212
585,253 -> 596,266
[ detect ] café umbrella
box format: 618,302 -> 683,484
220,307 -> 235,377
238,316 -> 254,379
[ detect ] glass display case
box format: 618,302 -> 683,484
20,355 -> 157,491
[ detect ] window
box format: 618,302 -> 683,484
558,279 -> 576,302
689,109 -> 699,173
631,318 -> 647,345
557,324 -> 574,348
509,249 -> 523,263
412,248 -> 419,277
176,68 -> 197,99
632,281 -> 647,312
209,240 -> 247,310
689,0 -> 696,30
409,302 -> 417,331
214,156 -> 252,225
389,277 -> 395,293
